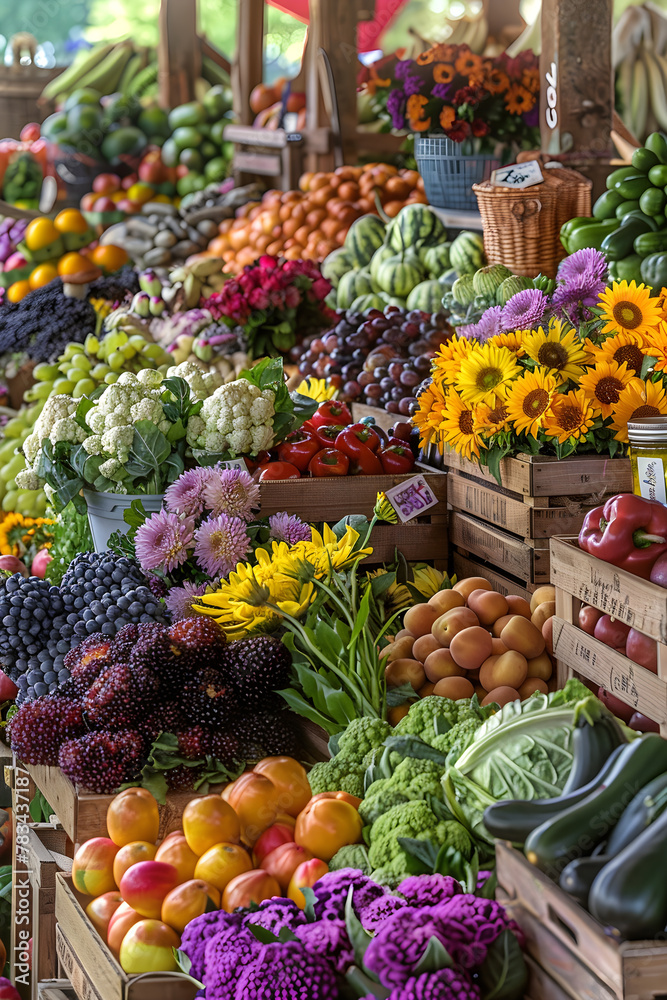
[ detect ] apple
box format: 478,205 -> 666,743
0,556 -> 28,577
139,160 -> 167,185
119,919 -> 180,974
650,552 -> 667,588
115,199 -> 142,214
578,605 -> 603,635
629,711 -> 660,733
594,615 -> 631,649
625,628 -> 658,673
121,173 -> 138,190
5,252 -> 27,271
597,686 -> 635,723
80,192 -> 96,211
92,196 -> 117,213
253,823 -> 295,866
92,173 -> 121,196
20,123 -> 41,142
0,671 -> 18,701
31,548 -> 52,579
119,860 -> 180,918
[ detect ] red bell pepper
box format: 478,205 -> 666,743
257,461 -> 301,481
310,400 -> 352,430
244,450 -> 271,473
308,448 -> 350,477
314,423 -> 347,448
277,430 -> 320,472
578,493 -> 667,579
379,444 -> 415,474
335,425 -> 383,475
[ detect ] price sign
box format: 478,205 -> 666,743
217,458 -> 249,471
491,160 -> 544,190
384,475 -> 439,523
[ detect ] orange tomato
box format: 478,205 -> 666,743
6,280 -> 31,303
57,252 -> 91,277
24,217 -> 59,251
54,208 -> 88,234
106,787 -> 160,847
182,795 -> 240,856
223,772 -> 281,845
112,841 -> 158,887
161,879 -> 220,934
89,243 -> 129,273
193,842 -> 252,892
28,263 -> 58,289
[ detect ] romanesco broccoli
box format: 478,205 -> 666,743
359,758 -> 445,827
337,717 -> 392,757
394,696 -> 482,747
328,843 -> 372,874
307,759 -> 365,798
367,800 -> 473,877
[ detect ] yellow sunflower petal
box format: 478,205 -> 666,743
504,369 -> 558,438
598,281 -> 663,338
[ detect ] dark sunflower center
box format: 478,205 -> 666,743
475,366 -> 502,390
613,344 -> 644,373
630,404 -> 661,420
612,300 -> 643,329
523,388 -> 549,416
595,376 -> 624,403
557,404 -> 583,431
537,342 -> 569,369
459,410 -> 474,434
489,404 -> 508,424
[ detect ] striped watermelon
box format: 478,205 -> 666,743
376,256 -> 424,298
336,269 -> 374,309
370,245 -> 395,284
406,280 -> 445,313
378,292 -> 406,307
496,274 -> 534,304
449,231 -> 485,274
424,243 -> 452,278
321,247 -> 353,288
388,204 -> 447,252
439,268 -> 458,289
344,215 -> 386,267
351,293 -> 386,311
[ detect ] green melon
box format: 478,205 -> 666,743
350,293 -> 386,312
406,280 -> 446,313
344,215 -> 386,267
378,292 -> 406,307
336,269 -> 374,309
449,231 -> 485,274
472,264 -> 513,297
496,275 -> 534,305
451,274 -> 476,306
376,256 -> 424,298
424,243 -> 452,277
321,247 -> 353,288
388,204 -> 447,252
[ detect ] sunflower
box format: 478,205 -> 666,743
505,369 -> 558,438
598,281 -> 663,338
296,377 -> 338,402
521,320 -> 591,383
455,50 -> 483,76
474,394 -> 511,437
543,388 -> 597,444
610,378 -> 667,443
406,94 -> 431,131
433,62 -> 455,84
432,335 -> 476,386
486,331 -> 526,357
412,380 -> 449,449
505,84 -> 536,114
578,359 -> 636,418
439,390 -> 484,460
456,343 -> 521,404
484,67 -> 510,95
643,322 -> 667,374
587,330 -> 650,376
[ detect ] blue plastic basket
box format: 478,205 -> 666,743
415,135 -> 501,211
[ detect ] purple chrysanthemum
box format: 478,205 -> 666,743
556,247 -> 607,286
432,83 -> 453,100
295,918 -> 354,974
398,874 -> 463,908
164,467 -> 213,517
164,580 -> 207,621
134,510 -> 195,574
360,893 -> 408,932
193,513 -> 250,578
202,467 -> 261,521
472,305 -> 503,341
245,898 -> 306,936
403,74 -> 423,96
500,288 -> 548,332
268,512 -> 312,545
387,89 -> 406,129
363,906 -> 446,988
432,894 -> 525,970
394,60 -> 415,80
382,968 -> 481,1000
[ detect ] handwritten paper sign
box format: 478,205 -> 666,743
491,160 -> 544,190
217,458 -> 249,471
384,474 -> 439,523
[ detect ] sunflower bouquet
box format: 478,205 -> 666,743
366,43 -> 540,149
414,268 -> 667,482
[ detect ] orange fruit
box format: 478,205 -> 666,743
90,243 -> 129,273
28,263 -> 59,289
193,842 -> 252,892
58,252 -> 91,277
54,208 -> 89,234
24,217 -> 59,251
112,841 -> 158,887
154,834 -> 198,883
161,879 -> 220,934
6,280 -> 31,303
107,787 -> 160,847
182,796 -> 240,856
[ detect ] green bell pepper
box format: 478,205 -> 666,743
561,217 -> 619,254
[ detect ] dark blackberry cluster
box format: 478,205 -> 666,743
0,552 -> 168,703
58,730 -> 145,793
225,636 -> 292,710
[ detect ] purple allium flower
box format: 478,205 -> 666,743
312,869 -> 385,921
164,467 -> 213,517
432,894 -> 525,970
472,305 -> 503,341
233,940 -> 339,999
500,288 -> 548,332
245,898 -> 306,936
181,910 -> 241,981
295,918 -> 354,974
363,906 -> 446,988
383,968 -> 481,1000
202,467 -> 261,521
360,894 -> 408,932
394,59 -> 415,80
164,581 -> 207,621
398,874 -> 463,908
403,74 -> 423,96
193,513 -> 250,578
432,83 -> 453,100
134,510 -> 195,574
552,248 -> 607,324
268,512 -> 312,545
387,89 -> 406,129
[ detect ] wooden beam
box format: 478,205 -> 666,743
232,0 -> 264,126
306,0 -> 358,165
484,0 -> 524,39
158,0 -> 200,109
200,38 -> 231,79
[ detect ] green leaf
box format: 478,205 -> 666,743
314,619 -> 345,659
414,936 -> 454,975
486,445 -> 504,486
172,948 -> 205,989
166,417 -> 186,443
138,768 -> 168,804
161,376 -> 192,410
70,443 -> 88,478
397,837 -> 439,872
125,421 -> 171,479
88,384 -> 106,401
247,924 -> 281,944
345,967 -> 389,999
383,735 -> 449,765
301,885 -> 317,922
328,732 -> 342,757
386,683 -> 418,707
331,514 -> 370,540
369,571 -> 397,599
434,715 -> 453,736
82,454 -> 104,484
165,451 -> 185,483
122,498 -> 149,530
278,687 -> 341,734
74,397 -> 95,431
349,585 -> 372,645
344,885 -> 374,968
478,928 -> 528,1000
641,355 -> 658,380
55,477 -> 86,511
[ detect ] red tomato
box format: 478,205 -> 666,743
257,462 -> 301,481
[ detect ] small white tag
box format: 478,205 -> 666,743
384,475 -> 439,523
491,160 -> 544,189
635,456 -> 667,504
217,458 -> 249,471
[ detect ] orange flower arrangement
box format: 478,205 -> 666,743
406,94 -> 431,131
433,63 -> 455,85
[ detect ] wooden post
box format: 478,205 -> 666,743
484,0 -> 523,40
158,0 -> 201,109
540,0 -> 613,194
232,0 -> 264,126
306,0 -> 358,167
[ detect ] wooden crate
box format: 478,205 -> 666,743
350,402 -> 398,433
27,827 -> 71,997
550,536 -> 667,734
451,550 -> 536,603
56,876 -> 198,1000
496,842 -> 667,1000
38,984 -> 76,1000
449,512 -> 550,586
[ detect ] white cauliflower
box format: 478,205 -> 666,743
186,379 -> 276,456
101,426 -> 134,462
50,417 -> 87,447
15,468 -> 41,490
136,368 -> 164,390
22,432 -> 39,464
82,435 -> 103,456
165,361 -> 222,401
99,458 -> 124,481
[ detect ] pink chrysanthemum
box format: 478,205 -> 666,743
134,510 -> 195,574
194,514 -> 250,578
500,288 -> 548,332
202,467 -> 261,522
268,512 -> 312,544
164,467 -> 214,517
164,581 -> 208,621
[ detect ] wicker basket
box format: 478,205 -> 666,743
0,63 -> 60,140
473,164 -> 592,278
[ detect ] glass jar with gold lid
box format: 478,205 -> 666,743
627,416 -> 667,504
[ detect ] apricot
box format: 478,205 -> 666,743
501,616 -> 545,659
530,585 -> 555,613
491,638 -> 508,655
253,757 -> 311,818
427,589 -> 465,614
531,601 -> 555,631
107,902 -> 142,955
467,589 -> 509,626
194,842 -> 253,892
449,626 -> 493,670
113,841 -> 157,888
72,838 -> 119,897
518,678 -> 549,699
154,834 -> 198,883
106,787 -> 160,848
482,685 -> 521,707
404,603 -> 441,638
223,773 -> 280,846
506,595 -> 532,619
182,795 -> 240,856
433,675 -> 475,700
480,650 -> 527,691
542,616 -> 554,656
222,869 -> 281,913
526,651 -> 553,681
385,658 -> 426,690
491,614 -> 515,638
161,879 -> 221,934
261,842 -> 314,891
453,576 -> 492,600
431,607 -> 478,647
380,635 -> 414,662
419,682 -> 436,697
412,634 -> 441,662
423,648 -> 466,682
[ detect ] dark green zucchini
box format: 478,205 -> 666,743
524,735 -> 667,876
559,856 -> 610,907
560,711 -> 626,796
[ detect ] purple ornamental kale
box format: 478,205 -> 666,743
245,898 -> 307,936
432,894 -> 525,970
379,968 -> 482,1000
398,874 -> 463,908
180,910 -> 241,981
360,893 -> 408,933
312,869 -> 386,921
204,928 -> 260,997
363,906 -> 448,988
295,917 -> 354,974
233,940 -> 339,999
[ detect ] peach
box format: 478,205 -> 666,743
449,626 -> 493,670
419,681 -> 436,697
119,861 -> 180,919
467,589 -> 509,626
261,842 -> 314,891
423,648 -> 465,682
453,576 -> 492,600
526,652 -> 553,681
113,841 -> 157,888
431,607 -> 478,647
531,601 -> 555,631
222,869 -> 281,912
491,637 -> 508,655
253,757 -> 311,818
404,603 -> 441,637
579,605 -> 603,635
107,902 -> 141,955
412,634 -> 441,662
106,788 -> 159,847
530,585 -> 555,613
85,891 -> 123,937
427,589 -> 465,614
433,675 -> 475,699
194,842 -> 253,892
506,595 -> 532,619
223,772 -> 281,845
482,686 -> 521,707
72,837 -> 119,897
119,919 -> 180,974
388,703 -> 410,725
385,658 -> 426,690
480,650 -> 527,691
518,678 -> 549,699
161,879 -> 221,934
542,617 -> 554,656
491,614 -> 515,638
380,635 -> 415,662
154,834 -> 198,883
183,795 -> 240,856
288,859 -> 329,908
501,616 -> 545,659
253,823 -> 295,866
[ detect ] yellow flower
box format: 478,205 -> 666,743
486,331 -> 526,357
587,330 -> 650,376
289,523 -> 373,575
374,492 -> 399,524
411,563 -> 451,598
438,390 -> 484,460
296,377 -> 338,402
543,388 -> 597,444
474,394 -> 511,437
0,512 -> 55,556
644,322 -> 667,374
598,281 -> 662,338
522,320 -> 591,384
505,369 -> 558,438
365,568 -> 411,615
456,343 -> 521,404
610,378 -> 667,443
432,336 -> 476,386
578,359 -> 636,418
89,297 -> 113,318
412,381 -> 449,450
